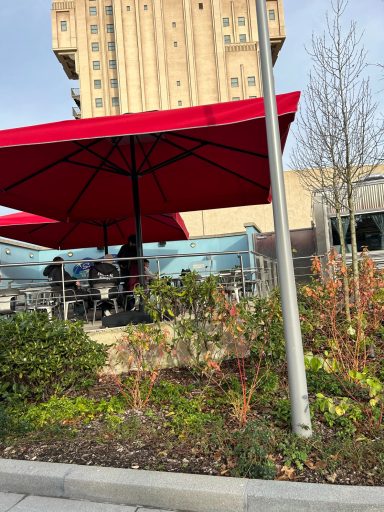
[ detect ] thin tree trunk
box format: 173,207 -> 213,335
336,210 -> 351,322
347,190 -> 360,307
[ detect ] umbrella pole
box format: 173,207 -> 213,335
130,136 -> 145,288
103,224 -> 109,255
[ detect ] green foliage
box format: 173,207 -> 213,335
231,421 -> 276,479
314,393 -> 363,436
21,395 -> 125,429
0,312 -> 107,401
278,434 -> 310,470
306,368 -> 346,396
273,398 -> 291,426
247,292 -> 286,365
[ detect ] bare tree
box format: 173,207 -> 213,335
291,0 -> 383,313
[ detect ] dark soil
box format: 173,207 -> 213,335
1,368 -> 383,486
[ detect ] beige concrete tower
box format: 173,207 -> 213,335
52,0 -> 285,119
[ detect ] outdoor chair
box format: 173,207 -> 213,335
90,286 -> 119,325
56,289 -> 88,322
219,270 -> 243,303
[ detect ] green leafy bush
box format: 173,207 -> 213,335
0,312 -> 107,401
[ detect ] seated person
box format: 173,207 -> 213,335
88,254 -> 120,316
43,256 -> 89,317
43,256 -> 76,295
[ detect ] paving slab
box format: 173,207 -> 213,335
0,492 -> 25,512
6,495 -> 138,512
137,509 -> 177,512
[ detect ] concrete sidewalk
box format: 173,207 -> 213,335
0,493 -> 177,512
1,458 -> 384,512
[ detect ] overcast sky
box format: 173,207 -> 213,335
0,0 -> 382,208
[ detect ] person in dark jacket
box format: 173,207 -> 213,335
88,254 -> 120,316
43,256 -> 89,318
117,234 -> 139,310
43,256 -> 76,295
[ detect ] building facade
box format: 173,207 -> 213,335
52,0 -> 285,119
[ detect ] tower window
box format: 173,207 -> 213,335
224,35 -> 231,44
172,21 -> 176,28
60,21 -> 67,31
108,41 -> 116,51
176,80 -> 181,86
90,24 -> 98,34
198,3 -> 203,10
223,17 -> 229,27
239,34 -> 246,43
109,60 -> 117,69
248,76 -> 256,86
112,97 -> 120,106
110,78 -> 118,88
178,100 -> 183,106
95,98 -> 103,108
94,79 -> 102,89
269,10 -> 276,20
106,24 -> 114,33
174,41 -> 178,47
238,16 -> 245,26
127,5 -> 131,11
91,42 -> 99,51
105,5 -> 113,15
231,77 -> 239,88
92,60 -> 101,70
144,4 -> 148,10
232,97 -> 240,101
89,6 -> 97,15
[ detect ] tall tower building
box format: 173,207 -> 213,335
52,0 -> 285,119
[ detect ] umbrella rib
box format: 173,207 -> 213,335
73,140 -> 130,175
135,135 -> 169,202
2,139 -> 101,192
169,131 -> 269,159
65,159 -> 126,176
139,141 -> 208,176
66,141 -> 120,218
159,137 -> 270,191
115,145 -> 132,174
137,134 -> 162,174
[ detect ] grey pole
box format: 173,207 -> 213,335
256,0 -> 312,437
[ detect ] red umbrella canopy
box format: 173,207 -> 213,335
0,211 -> 188,250
0,92 -> 299,221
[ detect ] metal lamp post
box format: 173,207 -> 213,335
256,0 -> 312,437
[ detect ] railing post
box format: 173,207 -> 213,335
239,254 -> 246,297
60,262 -> 66,320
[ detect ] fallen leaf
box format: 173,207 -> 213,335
277,465 -> 295,480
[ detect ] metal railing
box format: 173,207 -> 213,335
0,250 -> 279,321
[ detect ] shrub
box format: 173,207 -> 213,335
0,312 -> 107,401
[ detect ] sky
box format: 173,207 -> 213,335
0,0 -> 382,215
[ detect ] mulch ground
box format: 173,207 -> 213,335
1,368 -> 383,486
